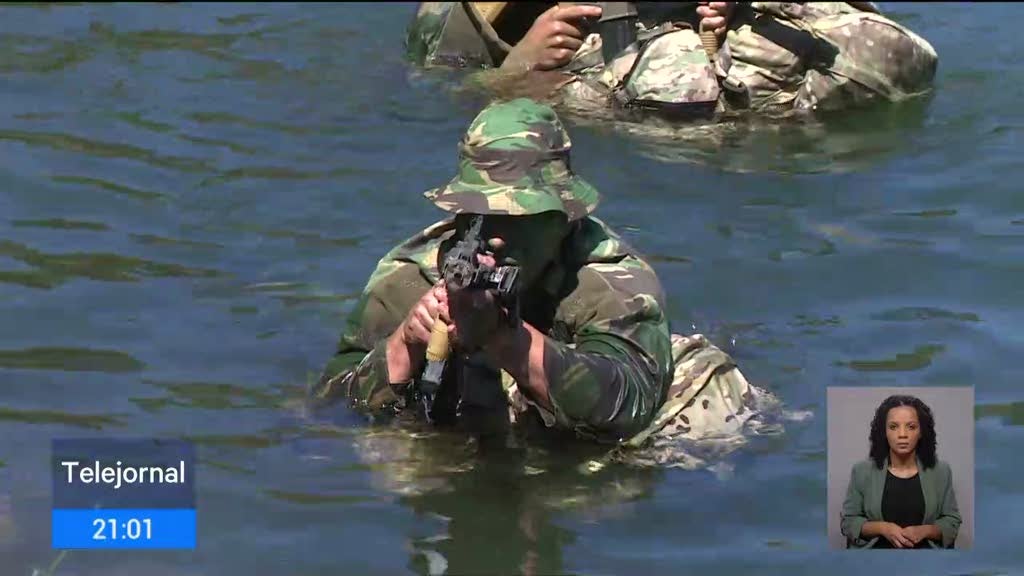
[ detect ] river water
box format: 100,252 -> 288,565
1,2 -> 1022,575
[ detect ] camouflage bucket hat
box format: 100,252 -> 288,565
424,98 -> 600,221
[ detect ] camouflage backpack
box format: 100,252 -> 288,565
562,24 -> 723,118
721,2 -> 938,112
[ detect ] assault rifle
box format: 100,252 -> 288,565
417,215 -> 520,421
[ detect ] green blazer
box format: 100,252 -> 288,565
840,456 -> 962,549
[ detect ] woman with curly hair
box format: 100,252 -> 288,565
840,395 -> 962,549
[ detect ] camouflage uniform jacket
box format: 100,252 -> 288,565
314,215 -> 674,443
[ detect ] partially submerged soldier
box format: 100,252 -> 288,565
311,98 -> 763,453
406,2 -> 938,119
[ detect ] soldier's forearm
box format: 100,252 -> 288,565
491,321 -> 554,411
490,321 -> 663,436
385,328 -> 422,385
313,339 -> 405,411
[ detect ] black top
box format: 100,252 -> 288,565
875,470 -> 934,549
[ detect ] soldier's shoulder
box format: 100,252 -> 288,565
569,217 -> 639,263
364,219 -> 452,293
573,217 -> 662,289
554,217 -> 666,319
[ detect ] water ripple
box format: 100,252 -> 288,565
0,34 -> 94,73
976,402 -> 1024,426
0,129 -> 213,173
837,344 -> 946,372
0,238 -> 221,289
176,133 -> 262,155
130,380 -> 290,412
272,292 -> 361,308
187,111 -> 320,136
0,406 -> 125,430
0,347 -> 144,372
114,111 -> 176,134
262,489 -> 372,506
87,21 -> 245,59
11,218 -> 109,231
892,208 -> 959,218
51,174 -> 167,202
13,111 -> 63,121
871,307 -> 980,323
203,165 -> 329,185
182,433 -> 285,450
129,233 -> 223,250
219,225 -> 363,248
216,13 -> 265,27
645,253 -> 693,265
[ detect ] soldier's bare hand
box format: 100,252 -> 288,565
399,283 -> 451,348
385,283 -> 449,383
502,4 -> 603,72
697,1 -> 736,39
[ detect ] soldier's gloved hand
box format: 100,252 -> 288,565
501,4 -> 603,72
697,1 -> 736,40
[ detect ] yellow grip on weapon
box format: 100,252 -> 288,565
471,2 -> 509,23
425,318 -> 450,362
699,21 -> 719,59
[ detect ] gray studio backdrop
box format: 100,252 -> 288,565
827,387 -> 974,550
